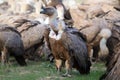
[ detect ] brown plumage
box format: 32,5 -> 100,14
41,6 -> 91,77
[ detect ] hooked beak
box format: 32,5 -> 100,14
40,7 -> 55,16
40,6 -> 46,14
40,9 -> 45,14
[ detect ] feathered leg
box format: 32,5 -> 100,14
1,51 -> 6,65
1,47 -> 9,65
62,60 -> 72,77
55,59 -> 62,74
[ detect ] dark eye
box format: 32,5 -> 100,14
46,8 -> 54,12
49,9 -> 54,13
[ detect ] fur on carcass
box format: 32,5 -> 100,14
41,6 -> 91,77
0,24 -> 26,66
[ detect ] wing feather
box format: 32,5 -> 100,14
61,31 -> 91,74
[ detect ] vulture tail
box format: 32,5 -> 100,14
99,28 -> 112,59
70,31 -> 91,74
72,41 -> 91,74
14,55 -> 27,66
73,57 -> 91,74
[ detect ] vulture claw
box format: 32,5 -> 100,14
62,73 -> 71,77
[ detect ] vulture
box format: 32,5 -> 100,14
40,6 -> 91,77
100,22 -> 120,80
0,24 -> 26,66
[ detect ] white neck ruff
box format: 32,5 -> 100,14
49,29 -> 63,40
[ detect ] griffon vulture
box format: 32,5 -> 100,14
40,6 -> 91,77
0,24 -> 26,66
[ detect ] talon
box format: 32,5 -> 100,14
62,74 -> 71,77
67,74 -> 72,77
62,74 -> 67,77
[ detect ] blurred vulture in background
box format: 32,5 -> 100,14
100,21 -> 120,80
40,6 -> 91,77
0,24 -> 26,66
13,19 -> 48,60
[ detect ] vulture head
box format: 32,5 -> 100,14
40,6 -> 58,18
40,6 -> 66,35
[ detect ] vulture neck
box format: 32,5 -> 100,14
49,28 -> 63,40
47,11 -> 65,40
44,9 -> 65,40
44,11 -> 58,26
